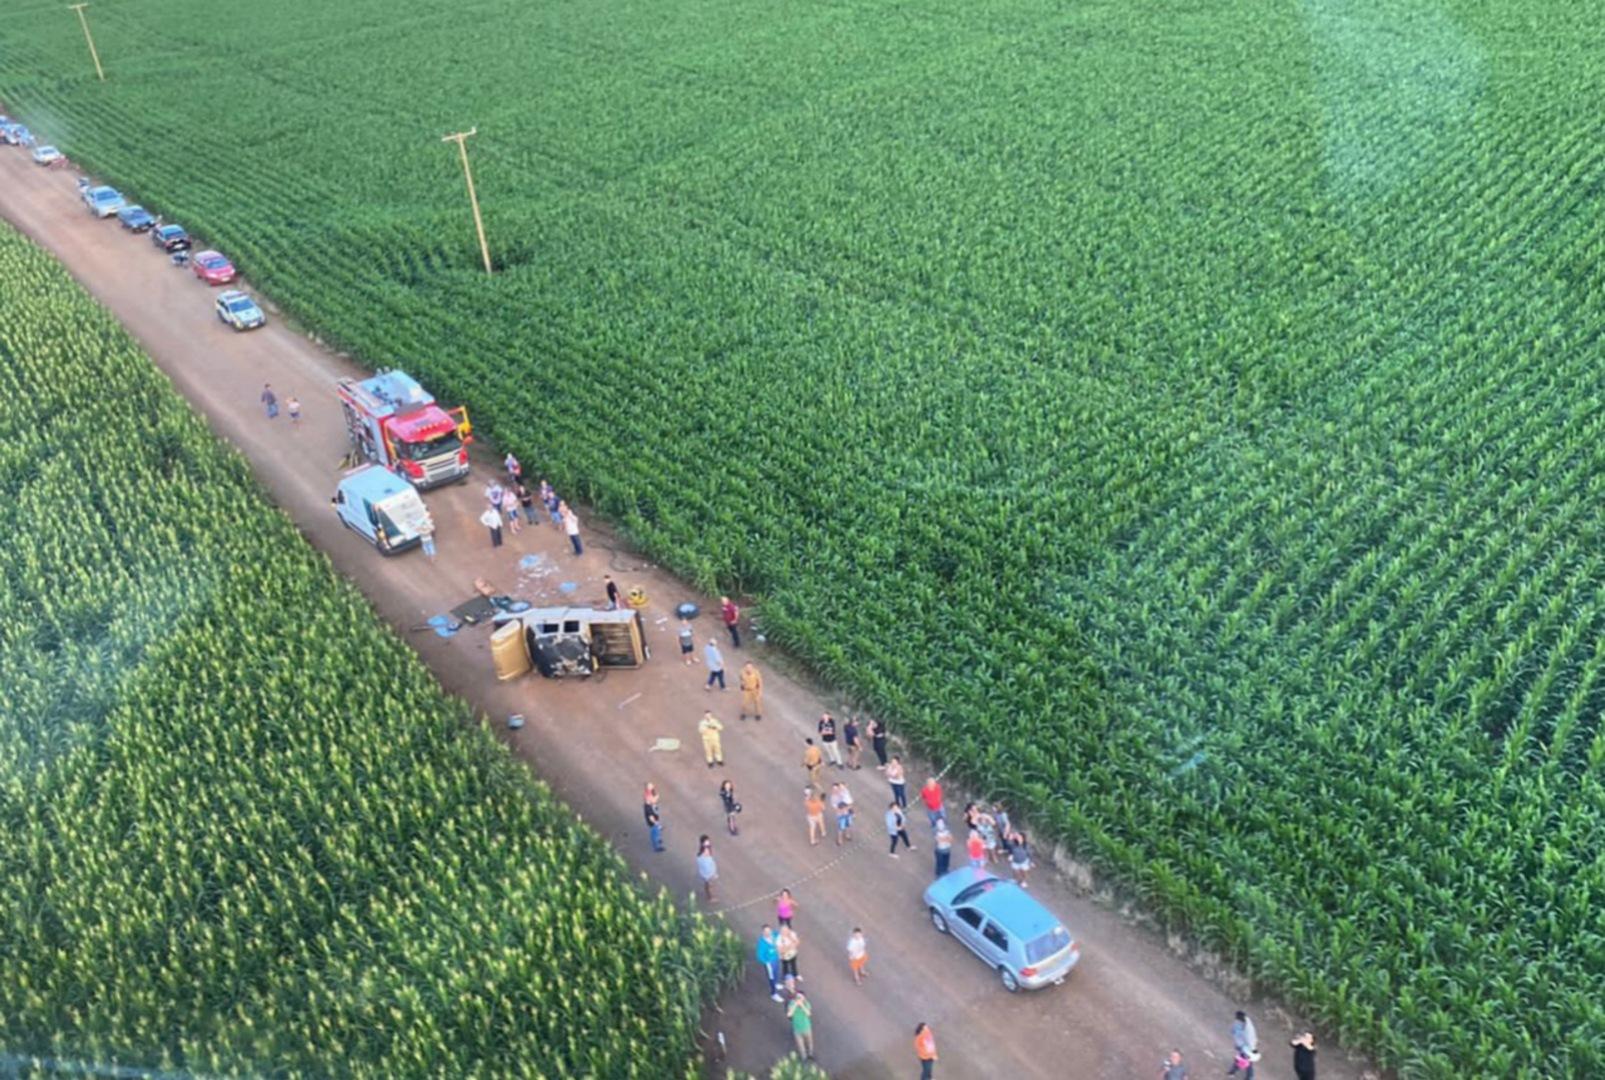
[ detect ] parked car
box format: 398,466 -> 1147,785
191,250 -> 236,285
923,868 -> 1080,991
30,144 -> 62,166
117,205 -> 156,232
214,289 -> 265,331
82,185 -> 125,218
0,123 -> 32,146
151,223 -> 191,253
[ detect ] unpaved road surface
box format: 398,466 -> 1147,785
0,149 -> 1369,1080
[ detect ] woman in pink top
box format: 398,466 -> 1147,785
776,888 -> 797,928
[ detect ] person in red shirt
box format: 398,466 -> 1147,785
914,1022 -> 938,1078
919,776 -> 945,829
966,828 -> 987,868
720,595 -> 742,648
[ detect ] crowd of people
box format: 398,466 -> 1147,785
478,455 -> 582,555
647,623 -> 1326,1079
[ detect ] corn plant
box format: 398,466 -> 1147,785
0,224 -> 740,1076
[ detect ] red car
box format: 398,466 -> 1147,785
191,250 -> 237,285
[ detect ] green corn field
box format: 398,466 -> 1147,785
0,223 -> 740,1076
0,0 -> 1602,1073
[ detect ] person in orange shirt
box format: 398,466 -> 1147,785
914,1022 -> 938,1078
805,786 -> 827,846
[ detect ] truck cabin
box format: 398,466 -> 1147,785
387,405 -> 466,479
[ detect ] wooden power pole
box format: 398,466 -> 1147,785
68,4 -> 105,82
441,128 -> 492,274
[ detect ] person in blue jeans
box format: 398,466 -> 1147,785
756,925 -> 783,1003
260,383 -> 278,419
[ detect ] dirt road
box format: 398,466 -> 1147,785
0,150 -> 1367,1080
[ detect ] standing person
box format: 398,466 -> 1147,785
775,888 -> 797,929
720,779 -> 741,836
914,1022 -> 938,1079
786,991 -> 814,1061
1229,1012 -> 1259,1076
817,713 -> 842,768
698,711 -> 725,768
542,481 -> 561,527
920,776 -> 945,829
504,487 -> 523,535
964,802 -> 997,855
1290,1032 -> 1317,1080
561,502 -> 583,555
643,783 -> 664,853
1161,1050 -> 1189,1080
604,575 -> 621,610
704,639 -> 727,690
287,394 -> 301,424
1007,829 -> 1033,887
843,714 -> 862,769
260,383 -> 278,419
719,595 -> 742,648
933,821 -> 953,877
992,804 -> 1014,858
801,738 -> 824,790
845,927 -> 869,985
695,836 -> 718,902
517,481 -> 537,525
756,926 -> 783,1003
504,451 -> 522,488
886,801 -> 914,857
804,786 -> 827,846
419,525 -> 437,562
966,828 -> 987,869
869,717 -> 889,770
777,923 -> 801,986
886,756 -> 908,808
485,478 -> 505,514
739,662 -> 763,720
678,618 -> 697,665
831,781 -> 855,845
479,506 -> 504,548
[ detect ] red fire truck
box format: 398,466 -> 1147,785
336,370 -> 473,489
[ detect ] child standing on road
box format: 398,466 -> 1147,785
846,928 -> 869,985
695,835 -> 718,902
419,527 -> 436,561
831,781 -> 855,845
933,821 -> 953,877
287,394 -> 300,424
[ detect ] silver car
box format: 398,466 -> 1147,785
923,867 -> 1080,991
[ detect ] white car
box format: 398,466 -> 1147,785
30,145 -> 62,166
82,185 -> 125,218
215,289 -> 266,331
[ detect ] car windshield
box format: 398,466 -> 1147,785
201,255 -> 226,268
94,191 -> 118,203
1024,926 -> 1072,964
226,298 -> 256,314
395,431 -> 462,460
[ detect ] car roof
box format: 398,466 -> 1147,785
219,289 -> 253,303
158,224 -> 185,233
90,186 -> 119,197
929,868 -> 1065,941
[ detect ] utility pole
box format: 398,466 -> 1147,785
441,128 -> 491,274
68,4 -> 105,82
